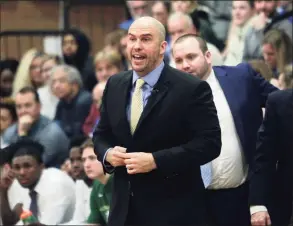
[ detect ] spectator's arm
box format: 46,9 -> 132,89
38,123 -> 69,167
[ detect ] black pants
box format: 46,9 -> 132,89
206,182 -> 250,226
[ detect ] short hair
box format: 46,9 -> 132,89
51,64 -> 83,88
1,138 -> 44,165
80,138 -> 95,155
94,49 -> 123,70
168,12 -> 194,30
0,59 -> 19,75
69,135 -> 88,150
104,29 -> 128,47
0,98 -> 17,121
173,33 -> 208,54
17,86 -> 40,103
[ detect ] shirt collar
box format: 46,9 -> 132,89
206,69 -> 217,90
132,61 -> 164,88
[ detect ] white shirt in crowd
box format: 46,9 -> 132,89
8,168 -> 76,225
65,179 -> 92,224
206,70 -> 248,190
38,85 -> 59,120
169,42 -> 224,68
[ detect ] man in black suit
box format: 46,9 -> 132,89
93,16 -> 221,226
250,88 -> 293,226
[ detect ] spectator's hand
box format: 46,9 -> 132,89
61,159 -> 72,175
18,115 -> 34,136
253,12 -> 267,30
251,211 -> 271,226
116,152 -> 157,174
0,164 -> 15,190
106,146 -> 127,167
270,78 -> 280,89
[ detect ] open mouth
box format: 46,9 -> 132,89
132,54 -> 146,61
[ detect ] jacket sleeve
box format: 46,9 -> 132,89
92,77 -> 117,173
249,94 -> 278,206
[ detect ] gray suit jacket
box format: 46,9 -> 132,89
3,115 -> 69,168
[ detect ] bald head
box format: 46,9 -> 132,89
129,16 -> 166,42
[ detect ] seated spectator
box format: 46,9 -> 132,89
262,28 -> 293,78
62,29 -> 96,91
52,65 -> 92,139
0,59 -> 19,98
12,49 -> 47,97
83,82 -> 106,137
38,55 -> 62,119
69,136 -> 87,181
2,87 -> 69,168
104,29 -> 128,53
223,0 -> 256,66
0,138 -> 76,225
94,49 -> 123,83
276,0 -> 292,23
171,0 -> 225,51
119,1 -> 151,30
66,138 -> 96,224
119,31 -> 132,70
82,139 -> 113,225
167,12 -> 223,67
0,98 -> 17,148
151,1 -> 172,63
243,0 -> 292,61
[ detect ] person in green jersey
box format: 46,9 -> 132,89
80,138 -> 113,225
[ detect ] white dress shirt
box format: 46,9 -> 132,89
8,168 -> 76,225
206,70 -> 248,190
71,180 -> 92,223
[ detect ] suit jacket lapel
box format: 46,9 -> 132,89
118,71 -> 133,137
134,66 -> 171,135
213,67 -> 246,149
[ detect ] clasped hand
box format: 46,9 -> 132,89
105,146 -> 157,174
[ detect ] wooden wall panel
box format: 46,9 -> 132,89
0,1 -> 59,59
0,1 -> 126,60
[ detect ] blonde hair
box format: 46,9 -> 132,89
94,49 -> 122,70
282,64 -> 293,89
262,29 -> 293,74
12,49 -> 44,97
248,59 -> 274,81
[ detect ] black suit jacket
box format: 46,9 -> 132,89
93,64 -> 221,226
250,89 -> 293,225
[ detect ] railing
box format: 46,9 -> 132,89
0,30 -> 66,59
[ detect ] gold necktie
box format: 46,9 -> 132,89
130,78 -> 145,134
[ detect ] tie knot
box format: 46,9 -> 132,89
135,79 -> 145,90
29,190 -> 37,197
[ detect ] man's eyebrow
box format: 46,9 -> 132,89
128,33 -> 153,37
